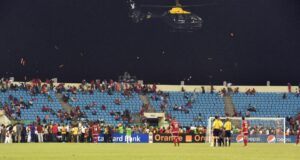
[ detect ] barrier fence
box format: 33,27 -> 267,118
152,133 -> 206,143
98,133 -> 149,143
97,133 -> 297,143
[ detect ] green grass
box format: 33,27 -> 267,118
0,143 -> 298,160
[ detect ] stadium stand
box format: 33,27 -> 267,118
1,81 -> 300,128
0,80 -> 300,132
67,92 -> 143,126
149,92 -> 224,127
0,90 -> 61,123
231,93 -> 300,118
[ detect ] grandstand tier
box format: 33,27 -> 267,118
1,83 -> 299,129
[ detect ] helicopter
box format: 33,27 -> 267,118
127,0 -> 217,31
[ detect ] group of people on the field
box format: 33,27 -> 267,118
0,121 -> 131,144
212,116 -> 300,146
0,119 -> 185,144
212,116 -> 248,147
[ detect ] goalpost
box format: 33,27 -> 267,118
206,117 -> 286,144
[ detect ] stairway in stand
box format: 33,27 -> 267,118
223,94 -> 236,117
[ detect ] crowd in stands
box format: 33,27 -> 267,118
59,79 -> 159,122
58,79 -> 157,96
1,78 -> 300,143
0,79 -> 58,121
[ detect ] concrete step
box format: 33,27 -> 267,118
55,93 -> 72,114
223,95 -> 236,117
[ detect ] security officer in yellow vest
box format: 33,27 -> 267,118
224,118 -> 232,147
61,125 -> 67,143
212,116 -> 223,147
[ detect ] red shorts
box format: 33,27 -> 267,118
92,134 -> 98,140
172,132 -> 179,137
243,133 -> 248,136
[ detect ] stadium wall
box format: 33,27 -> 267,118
156,85 -> 294,93
44,133 -> 299,143
12,81 -> 295,93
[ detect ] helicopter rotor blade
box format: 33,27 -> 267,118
140,4 -> 175,8
139,3 -> 218,8
181,2 -> 218,8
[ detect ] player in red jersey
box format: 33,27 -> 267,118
170,117 -> 180,147
91,122 -> 100,143
296,125 -> 300,145
242,117 -> 249,146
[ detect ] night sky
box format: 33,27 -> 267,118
0,0 -> 299,85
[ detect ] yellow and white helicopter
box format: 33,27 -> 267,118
128,0 -> 217,31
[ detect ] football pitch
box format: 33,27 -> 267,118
0,143 -> 298,160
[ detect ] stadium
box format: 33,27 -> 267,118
0,0 -> 299,160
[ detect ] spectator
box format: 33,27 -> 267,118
61,125 -> 67,142
183,108 -> 189,114
186,100 -> 192,107
288,83 -> 292,93
0,124 -> 5,143
28,100 -> 33,106
16,123 -> 22,143
103,125 -> 109,143
5,129 -> 12,144
30,124 -> 36,143
85,105 -> 90,110
283,93 -> 287,99
43,125 -> 49,142
37,124 -> 43,143
160,103 -> 166,112
183,92 -> 189,99
152,84 -> 157,92
101,105 -> 106,111
290,119 -> 295,130
234,87 -> 239,94
247,104 -> 257,112
246,111 -> 250,117
173,104 -> 179,111
70,96 -> 78,102
251,88 -> 256,95
36,116 -> 41,124
52,124 -> 58,142
159,127 -> 165,134
178,105 -> 182,111
118,124 -> 124,134
115,114 -> 120,121
296,89 -> 300,97
210,84 -> 214,94
201,86 -> 205,94
16,106 -> 21,118
21,124 -> 26,143
196,113 -> 202,122
181,87 -> 185,92
246,89 -> 251,95
71,125 -> 79,143
139,108 -> 144,116
114,98 -> 121,105
110,110 -> 115,116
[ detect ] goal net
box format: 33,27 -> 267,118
206,117 -> 286,144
